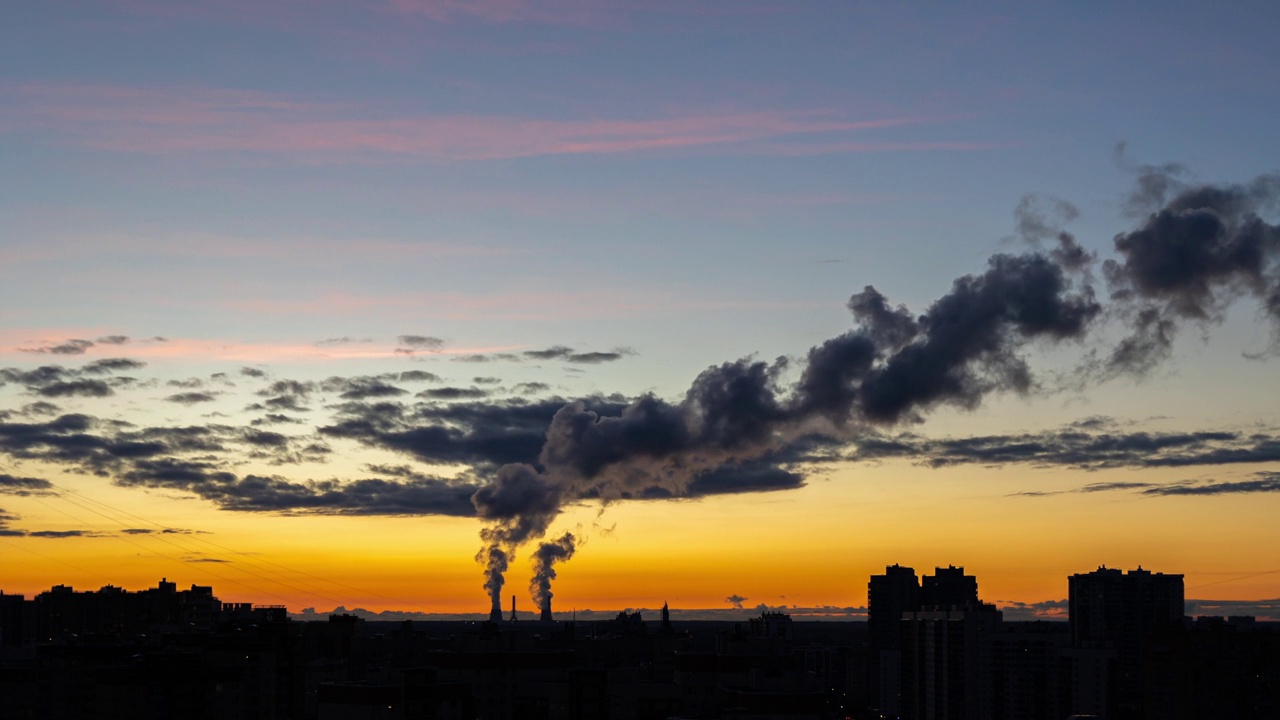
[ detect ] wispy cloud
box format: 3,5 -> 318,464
0,331 -> 509,363
5,83 -> 968,163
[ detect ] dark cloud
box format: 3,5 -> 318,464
117,457 -> 478,515
254,379 -> 314,411
1103,172 -> 1280,369
82,358 -> 146,374
21,339 -> 96,355
851,425 -> 1280,471
165,392 -> 219,405
1,365 -> 71,388
239,366 -> 267,378
243,429 -> 289,448
417,387 -> 490,400
726,594 -> 747,609
452,353 -> 520,363
20,401 -> 60,417
1012,194 -> 1080,245
0,509 -> 24,537
684,463 -> 805,497
396,370 -> 441,383
27,530 -> 96,538
1013,472 -> 1280,500
854,253 -> 1100,424
1143,473 -> 1280,497
96,335 -> 131,345
321,376 -> 407,400
396,335 -> 445,354
250,413 -> 304,426
0,473 -> 55,496
473,463 -> 562,546
522,346 -> 575,361
473,377 -> 502,385
37,379 -> 114,398
566,351 -> 624,364
522,346 -> 631,364
166,378 -> 204,388
513,382 -> 551,394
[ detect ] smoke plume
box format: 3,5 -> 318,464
471,170 -> 1280,606
530,532 -> 576,615
477,543 -> 509,616
1103,171 -> 1280,373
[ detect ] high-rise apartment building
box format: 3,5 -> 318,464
868,564 -> 920,713
1068,566 -> 1184,718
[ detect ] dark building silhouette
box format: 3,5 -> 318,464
868,563 -> 919,714
900,605 -> 1001,720
6,568 -> 1280,719
898,567 -> 999,720
920,565 -> 979,610
1068,566 -> 1185,719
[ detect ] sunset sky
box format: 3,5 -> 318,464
2,0 -> 1279,621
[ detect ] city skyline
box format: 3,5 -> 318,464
2,1 -> 1280,618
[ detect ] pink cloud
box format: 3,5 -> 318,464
755,140 -> 1012,156
4,83 -> 967,162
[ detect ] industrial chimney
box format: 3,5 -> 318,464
540,595 -> 553,623
488,599 -> 503,623
509,594 -> 518,622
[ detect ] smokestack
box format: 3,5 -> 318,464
540,595 -> 553,623
488,600 -> 502,623
509,594 -> 518,622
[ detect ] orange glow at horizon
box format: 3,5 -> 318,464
3,460 -> 1278,615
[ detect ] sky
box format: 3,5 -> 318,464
2,0 -> 1279,621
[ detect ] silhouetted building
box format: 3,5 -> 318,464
992,621 -> 1072,720
921,566 -> 979,610
1068,566 -> 1184,719
0,591 -> 34,646
1142,616 -> 1280,719
869,563 -> 919,714
901,604 -> 1001,720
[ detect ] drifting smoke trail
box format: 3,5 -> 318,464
471,170 -> 1280,604
530,532 -> 576,616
